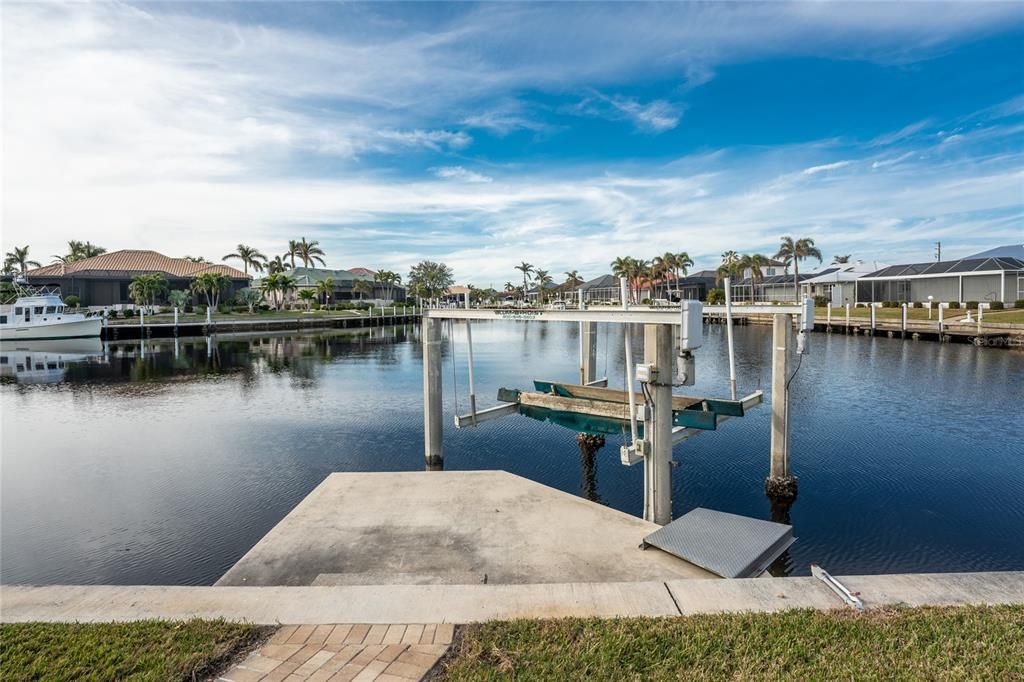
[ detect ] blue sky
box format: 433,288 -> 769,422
3,2 -> 1023,285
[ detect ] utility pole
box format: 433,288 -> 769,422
935,241 -> 942,262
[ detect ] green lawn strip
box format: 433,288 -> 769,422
440,606 -> 1024,681
0,619 -> 271,682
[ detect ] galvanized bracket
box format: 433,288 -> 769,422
811,563 -> 864,610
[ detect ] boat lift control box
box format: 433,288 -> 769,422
680,301 -> 703,351
677,301 -> 703,385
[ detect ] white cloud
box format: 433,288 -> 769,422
431,166 -> 494,183
2,2 -> 1022,282
802,161 -> 852,175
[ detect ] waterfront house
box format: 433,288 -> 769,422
855,246 -> 1024,304
578,274 -> 620,303
800,261 -> 886,306
662,270 -> 719,302
730,272 -> 815,303
23,250 -> 249,307
267,267 -> 406,304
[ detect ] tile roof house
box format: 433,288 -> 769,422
24,250 -> 250,307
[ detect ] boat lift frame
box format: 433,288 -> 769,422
421,300 -> 814,525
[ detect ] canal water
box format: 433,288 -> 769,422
2,322 -> 1022,585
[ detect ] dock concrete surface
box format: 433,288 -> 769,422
215,470 -> 717,587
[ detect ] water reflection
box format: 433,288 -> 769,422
2,321 -> 1022,586
0,338 -> 105,385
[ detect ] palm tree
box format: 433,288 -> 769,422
353,279 -> 374,301
534,269 -> 553,304
611,256 -> 640,303
737,253 -> 771,302
652,254 -> 675,299
191,272 -> 231,310
182,255 -> 210,264
316,278 -> 335,306
775,237 -> 823,301
222,244 -> 268,275
297,288 -> 317,310
672,251 -> 694,299
4,245 -> 41,275
504,281 -> 516,293
128,273 -> 168,311
52,240 -> 107,263
564,270 -> 583,303
514,262 -> 534,301
266,255 -> 288,275
294,238 -> 326,268
832,254 -> 851,264
260,273 -> 295,310
286,240 -> 301,268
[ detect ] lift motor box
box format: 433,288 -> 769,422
679,301 -> 703,351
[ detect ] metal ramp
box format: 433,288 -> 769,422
642,508 -> 795,578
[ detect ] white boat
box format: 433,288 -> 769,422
0,286 -> 103,341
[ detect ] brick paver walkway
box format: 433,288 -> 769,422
217,623 -> 453,682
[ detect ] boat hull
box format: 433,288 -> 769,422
0,318 -> 103,341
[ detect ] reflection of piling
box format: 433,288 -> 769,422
767,495 -> 796,576
576,433 -> 605,502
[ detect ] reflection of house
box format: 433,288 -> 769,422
800,261 -> 885,306
24,250 -> 249,307
271,268 -> 406,302
856,250 -> 1024,304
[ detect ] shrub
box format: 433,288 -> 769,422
311,301 -> 321,310
1015,299 -> 1024,309
63,295 -> 80,308
641,297 -> 652,305
107,309 -> 119,319
706,288 -> 725,304
912,301 -> 923,308
964,301 -> 979,309
122,308 -> 136,318
813,295 -> 829,307
947,301 -> 960,309
990,301 -> 1005,310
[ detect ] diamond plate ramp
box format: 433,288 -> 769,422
642,508 -> 795,578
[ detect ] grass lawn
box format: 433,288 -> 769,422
0,620 -> 270,682
977,309 -> 1024,324
440,606 -> 1024,681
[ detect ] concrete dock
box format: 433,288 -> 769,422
216,471 -> 716,587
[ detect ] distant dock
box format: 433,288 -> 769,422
102,309 -> 419,340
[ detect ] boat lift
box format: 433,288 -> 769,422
422,292 -> 814,525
